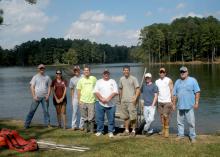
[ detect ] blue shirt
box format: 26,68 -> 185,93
173,77 -> 200,110
141,83 -> 158,106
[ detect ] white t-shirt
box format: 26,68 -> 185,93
93,78 -> 118,107
30,73 -> 52,97
155,77 -> 172,103
69,75 -> 82,99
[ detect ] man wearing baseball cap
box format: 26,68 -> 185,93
24,64 -> 52,129
69,65 -> 84,131
173,66 -> 201,143
94,69 -> 118,138
141,73 -> 158,135
155,67 -> 174,138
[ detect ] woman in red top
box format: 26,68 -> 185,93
51,70 -> 67,129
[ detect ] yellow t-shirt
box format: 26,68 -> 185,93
76,76 -> 97,103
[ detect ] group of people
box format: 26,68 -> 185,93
23,64 -> 200,143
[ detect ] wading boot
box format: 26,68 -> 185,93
164,117 -> 169,138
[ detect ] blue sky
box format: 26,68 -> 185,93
0,0 -> 220,49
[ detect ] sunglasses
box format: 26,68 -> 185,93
159,71 -> 165,74
180,71 -> 187,73
56,73 -> 62,75
39,68 -> 45,70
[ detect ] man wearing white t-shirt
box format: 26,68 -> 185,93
94,69 -> 118,138
155,67 -> 174,137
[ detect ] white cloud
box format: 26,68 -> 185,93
145,11 -> 152,17
0,0 -> 55,49
65,10 -> 138,46
171,12 -> 203,21
176,3 -> 186,9
79,10 -> 126,23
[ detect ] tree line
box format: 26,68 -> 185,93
1,16 -> 220,66
0,38 -> 131,66
131,16 -> 220,64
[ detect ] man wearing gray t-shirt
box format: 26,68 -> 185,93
24,64 -> 52,129
119,65 -> 140,136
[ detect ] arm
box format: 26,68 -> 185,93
106,92 -> 118,102
30,84 -> 38,101
60,86 -> 67,102
77,89 -> 81,104
172,96 -> 177,111
95,92 -> 106,104
132,87 -> 140,105
194,92 -> 200,109
169,79 -> 174,102
45,86 -> 51,101
151,93 -> 158,107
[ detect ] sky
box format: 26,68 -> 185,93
0,0 -> 220,49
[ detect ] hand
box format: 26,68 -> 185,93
45,94 -> 49,101
132,96 -> 137,105
194,103 -> 199,110
33,95 -> 38,101
79,101 -> 83,105
172,105 -> 176,111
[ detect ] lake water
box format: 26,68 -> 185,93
0,63 -> 220,134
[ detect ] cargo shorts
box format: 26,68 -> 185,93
157,102 -> 172,117
120,101 -> 137,121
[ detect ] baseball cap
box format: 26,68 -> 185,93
73,65 -> 80,71
159,67 -> 166,73
37,64 -> 45,69
180,66 -> 188,72
103,68 -> 110,74
56,70 -> 62,74
145,73 -> 152,78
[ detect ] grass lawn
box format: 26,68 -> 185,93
0,120 -> 220,157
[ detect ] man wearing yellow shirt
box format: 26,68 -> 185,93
77,66 -> 97,132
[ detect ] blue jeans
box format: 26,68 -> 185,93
177,109 -> 196,139
95,101 -> 116,133
24,97 -> 50,127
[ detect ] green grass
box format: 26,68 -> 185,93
0,120 -> 220,157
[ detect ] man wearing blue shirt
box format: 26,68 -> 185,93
173,66 -> 200,143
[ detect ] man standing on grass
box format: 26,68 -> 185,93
69,65 -> 84,131
94,69 -> 118,138
24,64 -> 52,129
155,67 -> 174,138
77,65 -> 97,133
141,73 -> 158,136
119,65 -> 140,136
173,66 -> 200,143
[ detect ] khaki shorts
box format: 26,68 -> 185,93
157,102 -> 172,117
120,102 -> 137,121
79,102 -> 95,122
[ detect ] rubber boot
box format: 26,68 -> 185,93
164,117 -> 169,138
159,116 -> 165,135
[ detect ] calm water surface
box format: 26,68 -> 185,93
0,63 -> 220,134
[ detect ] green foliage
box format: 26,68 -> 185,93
62,48 -> 78,65
137,16 -> 220,63
0,38 -> 131,66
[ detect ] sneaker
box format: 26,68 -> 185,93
190,138 -> 196,144
79,128 -> 84,131
108,132 -> 114,138
95,132 -> 103,137
120,131 -> 130,136
130,131 -> 136,137
24,125 -> 30,129
71,127 -> 77,131
175,136 -> 184,141
47,125 -> 52,128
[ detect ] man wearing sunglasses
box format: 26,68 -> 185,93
155,68 -> 173,138
24,64 -> 52,129
173,66 -> 200,143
